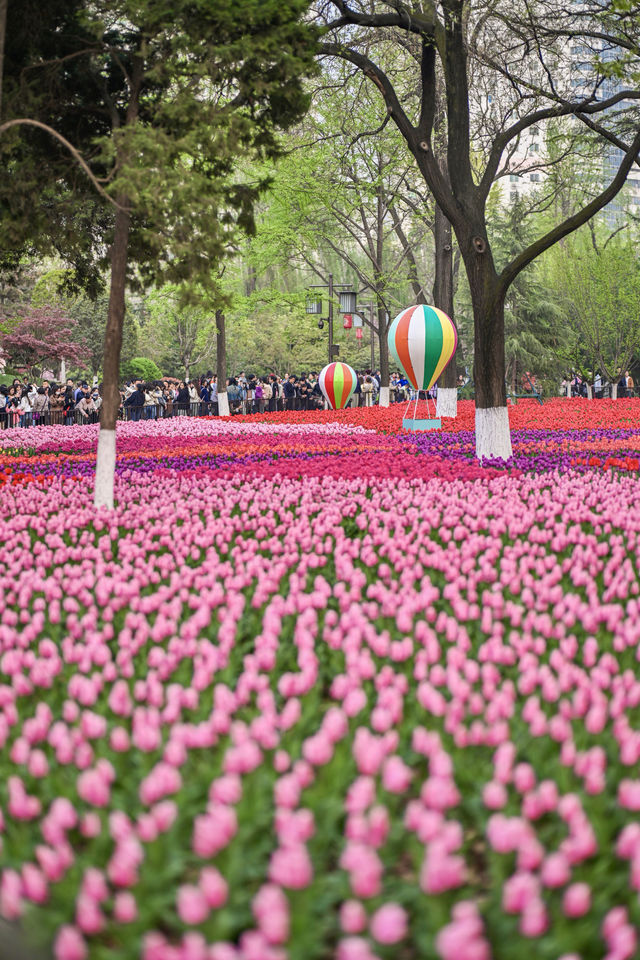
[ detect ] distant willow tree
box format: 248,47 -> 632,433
546,228 -> 640,398
2,0 -> 318,507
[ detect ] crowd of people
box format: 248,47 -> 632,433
0,377 -> 102,428
0,370 -> 418,428
2,366 -> 637,428
561,371 -> 636,399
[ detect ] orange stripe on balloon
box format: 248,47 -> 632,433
325,363 -> 336,408
395,306 -> 419,389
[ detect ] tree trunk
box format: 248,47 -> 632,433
244,263 -> 257,297
586,383 -> 593,400
374,179 -> 390,408
612,382 -> 618,400
377,301 -> 390,407
433,203 -> 457,419
0,0 -> 7,120
466,243 -> 512,461
94,197 -> 130,508
216,309 -> 229,416
93,62 -> 142,509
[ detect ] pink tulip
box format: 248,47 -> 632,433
563,883 -> 591,917
177,885 -> 209,925
269,844 -> 313,889
114,891 -> 138,923
382,756 -> 412,793
541,852 -> 570,888
482,781 -> 507,810
252,884 -> 289,943
199,867 -> 228,908
370,903 -> 408,944
54,926 -> 87,960
340,900 -> 367,934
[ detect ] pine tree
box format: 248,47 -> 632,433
2,1 -> 318,506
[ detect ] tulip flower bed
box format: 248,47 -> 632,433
228,397 -> 640,434
1,407 -> 640,960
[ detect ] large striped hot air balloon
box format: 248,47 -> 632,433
319,361 -> 357,410
388,305 -> 457,391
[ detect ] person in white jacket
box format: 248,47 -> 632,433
19,388 -> 32,426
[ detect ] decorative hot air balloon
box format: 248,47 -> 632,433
388,304 -> 457,391
319,361 -> 357,410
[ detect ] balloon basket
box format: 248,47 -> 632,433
402,392 -> 441,432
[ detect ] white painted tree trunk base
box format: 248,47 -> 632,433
217,391 -> 230,417
475,406 -> 513,462
612,384 -> 618,400
378,386 -> 390,408
586,384 -> 593,400
94,429 -> 116,510
436,387 -> 457,419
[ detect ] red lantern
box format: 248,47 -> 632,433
355,327 -> 363,341
343,313 -> 353,330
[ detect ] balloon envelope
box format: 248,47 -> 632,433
319,362 -> 357,409
388,305 -> 457,391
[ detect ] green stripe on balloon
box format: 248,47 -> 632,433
422,307 -> 444,389
333,363 -> 345,408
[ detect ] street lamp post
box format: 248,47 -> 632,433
370,303 -> 375,371
354,301 -> 376,370
306,276 -> 357,365
328,273 -> 333,366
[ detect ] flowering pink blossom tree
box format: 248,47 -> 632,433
0,306 -> 87,379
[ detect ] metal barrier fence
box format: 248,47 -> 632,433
0,402 -> 213,428
0,399 -> 303,428
0,390 -> 410,429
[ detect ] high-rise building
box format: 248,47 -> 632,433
500,31 -> 640,220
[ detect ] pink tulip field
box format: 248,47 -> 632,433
1,401 -> 640,960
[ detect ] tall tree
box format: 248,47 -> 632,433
0,0 -> 7,119
1,0 -> 116,292
5,1 -> 318,506
248,78 -> 435,404
318,1 -> 640,459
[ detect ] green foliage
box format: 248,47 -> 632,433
1,0 -> 320,299
593,1 -> 640,85
237,65 -> 434,383
143,286 -> 216,379
30,267 -> 139,379
125,356 -> 163,382
492,200 -> 565,396
543,224 -> 640,386
1,1 -> 113,293
246,88 -> 432,317
224,289 -> 379,376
